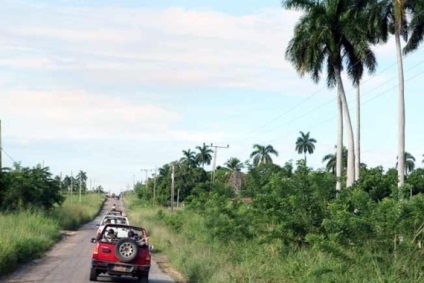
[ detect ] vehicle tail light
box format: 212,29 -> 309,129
93,246 -> 99,255
101,247 -> 111,253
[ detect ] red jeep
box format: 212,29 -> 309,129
89,224 -> 152,282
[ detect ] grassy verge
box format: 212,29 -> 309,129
0,193 -> 105,276
50,193 -> 106,230
123,193 -> 424,283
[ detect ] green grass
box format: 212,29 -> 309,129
0,193 -> 105,277
123,193 -> 424,283
50,193 -> 106,230
0,210 -> 60,275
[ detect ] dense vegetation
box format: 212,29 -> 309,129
128,143 -> 424,282
0,162 -> 105,211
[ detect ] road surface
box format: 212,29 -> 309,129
3,199 -> 175,283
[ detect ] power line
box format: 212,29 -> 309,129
266,63 -> 424,145
228,26 -> 424,154
227,37 -> 401,145
240,48 -> 424,146
0,146 -> 17,164
228,50 -> 424,160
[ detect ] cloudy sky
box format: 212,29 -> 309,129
1,0 -> 423,194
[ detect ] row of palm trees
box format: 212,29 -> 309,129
294,131 -> 423,176
180,139 -> 423,180
180,144 -> 213,168
283,0 -> 424,191
180,144 -> 280,169
179,132 -> 315,171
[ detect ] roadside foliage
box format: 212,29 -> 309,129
126,159 -> 424,282
0,163 -> 105,277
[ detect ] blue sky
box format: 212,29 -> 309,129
1,0 -> 423,194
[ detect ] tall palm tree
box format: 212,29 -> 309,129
180,149 -> 197,168
295,131 -> 317,163
250,144 -> 279,167
396,151 -> 416,177
372,0 -> 416,188
355,84 -> 361,181
195,144 -> 213,167
322,147 -> 348,175
284,0 -> 377,190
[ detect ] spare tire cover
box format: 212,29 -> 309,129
115,238 -> 139,263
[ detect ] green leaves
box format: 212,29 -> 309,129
0,163 -> 64,211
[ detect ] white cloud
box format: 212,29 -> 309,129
1,3 -> 411,94
1,4 -> 308,91
0,57 -> 54,69
0,89 -> 180,141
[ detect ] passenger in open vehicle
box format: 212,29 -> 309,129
105,228 -> 116,242
127,230 -> 137,240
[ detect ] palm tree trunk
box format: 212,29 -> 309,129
395,21 -> 405,191
334,66 -> 355,188
355,84 -> 361,181
336,92 -> 343,192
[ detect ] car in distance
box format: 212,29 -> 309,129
106,208 -> 125,216
96,215 -> 130,238
89,224 -> 152,282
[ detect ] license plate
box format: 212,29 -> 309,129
112,265 -> 127,272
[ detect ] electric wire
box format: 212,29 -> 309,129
0,146 -> 17,163
229,47 -> 424,159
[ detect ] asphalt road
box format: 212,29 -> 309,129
3,199 -> 175,283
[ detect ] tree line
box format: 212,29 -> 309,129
0,163 -> 104,211
135,137 -> 424,207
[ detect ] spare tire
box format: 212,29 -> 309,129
115,238 -> 139,263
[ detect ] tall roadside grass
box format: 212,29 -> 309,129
0,210 -> 60,275
0,193 -> 105,277
123,193 -> 424,283
49,193 -> 106,230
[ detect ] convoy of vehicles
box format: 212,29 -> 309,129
89,202 -> 152,282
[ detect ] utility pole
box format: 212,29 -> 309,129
141,169 -> 150,186
171,164 -> 175,212
79,174 -> 82,203
70,171 -> 73,204
206,143 -> 229,184
153,166 -> 157,205
59,172 -> 62,190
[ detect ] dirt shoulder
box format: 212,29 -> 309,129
154,254 -> 186,283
